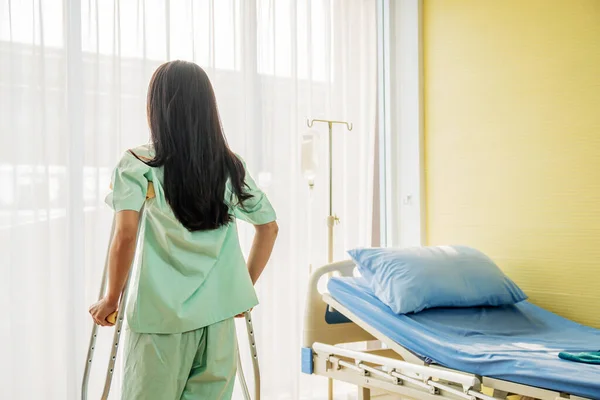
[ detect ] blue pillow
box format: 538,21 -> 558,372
347,246 -> 527,314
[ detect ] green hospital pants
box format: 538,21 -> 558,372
121,318 -> 237,400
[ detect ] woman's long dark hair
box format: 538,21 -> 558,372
142,60 -> 252,231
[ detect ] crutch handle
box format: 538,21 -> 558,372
106,312 -> 117,325
108,181 -> 155,199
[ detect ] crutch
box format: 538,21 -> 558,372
236,311 -> 261,400
81,183 -> 155,400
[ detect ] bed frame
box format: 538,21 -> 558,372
302,261 -> 591,400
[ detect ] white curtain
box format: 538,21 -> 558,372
0,1 -> 377,399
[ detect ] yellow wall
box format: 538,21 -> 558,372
423,0 -> 600,328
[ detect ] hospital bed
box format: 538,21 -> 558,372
302,261 -> 600,400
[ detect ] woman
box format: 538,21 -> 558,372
89,60 -> 278,400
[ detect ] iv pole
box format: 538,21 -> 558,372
306,118 -> 353,264
306,118 -> 352,400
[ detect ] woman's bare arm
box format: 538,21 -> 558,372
106,210 -> 140,303
89,210 -> 139,326
246,221 -> 279,284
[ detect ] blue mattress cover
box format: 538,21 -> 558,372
328,277 -> 600,399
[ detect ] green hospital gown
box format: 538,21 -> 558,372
105,144 -> 277,334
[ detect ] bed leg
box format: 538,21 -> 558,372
492,389 -> 509,398
358,387 -> 371,400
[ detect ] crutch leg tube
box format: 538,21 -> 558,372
81,217 -> 115,400
236,311 -> 261,400
236,337 -> 252,400
246,312 -> 260,400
